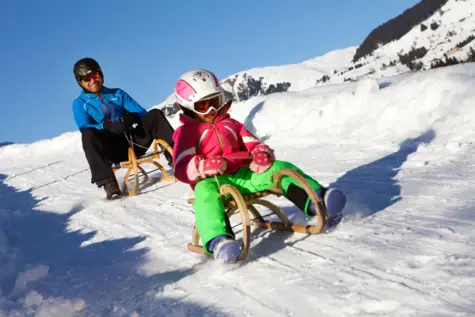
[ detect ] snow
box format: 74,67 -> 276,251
1,63 -> 475,316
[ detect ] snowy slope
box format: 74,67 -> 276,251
1,63 -> 475,316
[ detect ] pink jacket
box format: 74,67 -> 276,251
172,104 -> 264,188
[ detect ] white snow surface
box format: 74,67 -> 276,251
1,64 -> 475,316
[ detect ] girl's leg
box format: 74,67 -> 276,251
228,160 -> 324,216
193,178 -> 234,254
252,160 -> 346,223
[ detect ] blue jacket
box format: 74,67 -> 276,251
72,87 -> 147,132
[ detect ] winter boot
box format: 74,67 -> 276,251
103,178 -> 123,200
309,188 -> 346,229
209,235 -> 241,264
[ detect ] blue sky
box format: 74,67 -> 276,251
0,0 -> 419,143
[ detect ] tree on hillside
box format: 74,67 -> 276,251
353,0 -> 449,62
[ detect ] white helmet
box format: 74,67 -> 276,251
174,69 -> 223,112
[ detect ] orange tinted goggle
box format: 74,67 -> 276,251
193,94 -> 223,114
80,72 -> 100,82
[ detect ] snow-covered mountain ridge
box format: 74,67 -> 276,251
158,0 -> 475,115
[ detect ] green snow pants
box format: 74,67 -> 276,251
192,160 -> 323,254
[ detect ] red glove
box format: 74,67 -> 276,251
198,156 -> 228,178
249,144 -> 275,174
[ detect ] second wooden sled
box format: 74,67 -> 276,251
112,139 -> 176,196
186,168 -> 329,261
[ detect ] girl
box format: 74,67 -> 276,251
172,69 -> 346,264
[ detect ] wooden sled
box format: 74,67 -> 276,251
186,168 -> 329,261
112,139 -> 176,196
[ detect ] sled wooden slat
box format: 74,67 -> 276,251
112,139 -> 176,196
186,168 -> 329,261
115,152 -> 162,169
251,221 -> 323,234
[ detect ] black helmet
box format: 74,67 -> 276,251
73,57 -> 103,82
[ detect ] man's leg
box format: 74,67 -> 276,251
133,109 -> 175,153
81,128 -> 129,187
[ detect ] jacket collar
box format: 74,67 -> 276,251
80,86 -> 111,98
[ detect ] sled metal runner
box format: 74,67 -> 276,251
186,168 -> 329,261
112,139 -> 176,196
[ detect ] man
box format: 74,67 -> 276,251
72,57 -> 174,200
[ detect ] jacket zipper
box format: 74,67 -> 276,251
211,124 -> 224,153
96,94 -> 116,122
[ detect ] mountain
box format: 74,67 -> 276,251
352,0 -> 451,62
327,0 -> 475,84
157,0 -> 475,116
0,142 -> 13,148
157,47 -> 356,116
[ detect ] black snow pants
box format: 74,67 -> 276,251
81,109 -> 174,187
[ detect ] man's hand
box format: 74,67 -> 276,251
120,112 -> 141,128
103,120 -> 126,134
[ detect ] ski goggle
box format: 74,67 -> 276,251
193,94 -> 224,115
80,72 -> 101,82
